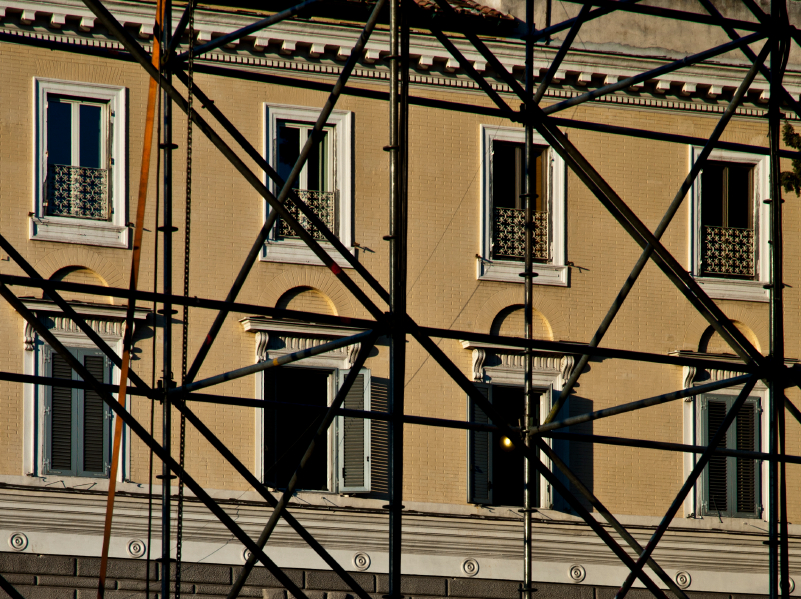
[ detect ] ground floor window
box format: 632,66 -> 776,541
468,384 -> 539,507
263,366 -> 370,493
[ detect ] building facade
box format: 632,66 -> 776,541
0,0 -> 800,596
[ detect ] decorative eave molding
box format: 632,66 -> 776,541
241,316 -> 365,367
460,339 -> 575,385
21,299 -> 150,350
1,1 -> 798,118
671,350 -> 798,389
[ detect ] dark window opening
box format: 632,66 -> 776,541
469,384 -> 539,508
264,367 -> 330,491
491,140 -> 549,262
700,160 -> 756,279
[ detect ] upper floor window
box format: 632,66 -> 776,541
262,104 -> 353,267
699,161 -> 755,279
690,148 -> 769,302
478,126 -> 567,286
33,79 -> 128,248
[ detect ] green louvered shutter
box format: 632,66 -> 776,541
49,352 -> 74,472
337,369 -> 370,493
706,399 -> 729,515
736,402 -> 757,516
81,355 -> 107,475
468,385 -> 492,505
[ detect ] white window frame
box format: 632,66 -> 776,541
682,369 -> 768,521
478,125 -> 567,286
242,318 -> 370,493
461,341 -> 575,509
21,301 -> 143,483
261,104 -> 354,268
688,146 -> 770,302
42,345 -> 112,478
32,78 -> 128,248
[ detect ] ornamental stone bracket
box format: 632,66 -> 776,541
242,317 -> 365,370
460,340 -> 574,389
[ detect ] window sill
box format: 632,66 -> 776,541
694,276 -> 768,303
30,216 -> 129,249
261,240 -> 355,268
476,258 -> 568,286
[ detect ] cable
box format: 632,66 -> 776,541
176,3 -> 196,597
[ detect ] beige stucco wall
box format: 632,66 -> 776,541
1,36 -> 798,520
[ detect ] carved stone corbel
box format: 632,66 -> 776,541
472,348 -> 486,382
256,331 -> 270,363
24,322 -> 35,351
683,365 -> 696,389
559,355 -> 575,385
346,343 -> 361,369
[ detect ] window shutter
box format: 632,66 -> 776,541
736,402 -> 756,514
49,352 -> 74,472
82,355 -> 106,475
468,385 -> 492,505
263,369 -> 278,487
337,369 -> 370,493
706,399 -> 729,515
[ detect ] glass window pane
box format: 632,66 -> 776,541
726,164 -> 752,230
47,99 -> 72,166
277,123 -> 300,185
307,130 -> 328,192
79,104 -> 102,169
492,140 -> 522,210
701,162 -> 725,228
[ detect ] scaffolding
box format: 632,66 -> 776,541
0,0 -> 799,598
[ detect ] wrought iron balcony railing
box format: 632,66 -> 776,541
492,207 -> 548,261
45,164 -> 110,221
701,225 -> 755,278
278,189 -> 337,241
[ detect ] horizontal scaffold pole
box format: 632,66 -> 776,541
170,330 -> 376,395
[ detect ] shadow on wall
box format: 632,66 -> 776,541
567,395 -> 594,514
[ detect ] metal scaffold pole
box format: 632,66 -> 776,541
161,2 -> 174,598
387,0 -> 408,596
522,0 -> 535,598
769,2 -> 787,597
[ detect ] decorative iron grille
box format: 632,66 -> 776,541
701,225 -> 755,278
45,164 -> 110,220
492,207 -> 548,261
278,189 -> 337,241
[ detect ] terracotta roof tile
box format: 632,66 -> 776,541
411,0 -> 514,21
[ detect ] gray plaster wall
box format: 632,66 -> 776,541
482,0 -> 801,68
0,552 -> 765,599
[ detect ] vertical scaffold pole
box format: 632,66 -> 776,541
161,2 -> 174,599
768,2 -> 785,597
522,1 -> 535,598
387,0 -> 407,596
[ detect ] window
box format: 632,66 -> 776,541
478,126 -> 567,285
33,78 -> 128,248
262,366 -> 370,493
698,394 -> 761,519
690,148 -> 769,302
43,346 -> 111,478
262,104 -> 353,267
468,384 -> 539,507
